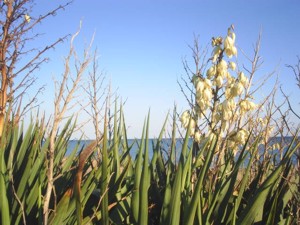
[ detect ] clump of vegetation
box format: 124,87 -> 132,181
0,1 -> 299,225
0,104 -> 299,225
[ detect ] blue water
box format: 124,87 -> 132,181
67,137 -> 299,165
67,138 -> 183,159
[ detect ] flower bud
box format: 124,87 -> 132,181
215,76 -> 223,87
231,46 -> 237,56
196,80 -> 205,93
217,60 -> 228,77
231,82 -> 244,97
213,46 -> 222,62
204,78 -> 212,88
25,14 -> 31,23
194,131 -> 201,143
212,37 -> 223,46
224,36 -> 234,49
203,88 -> 212,101
238,72 -> 249,88
207,65 -> 216,79
180,110 -> 190,128
225,46 -> 237,58
235,129 -> 249,144
229,62 -> 236,71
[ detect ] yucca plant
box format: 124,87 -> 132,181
0,117 -> 73,224
0,100 -> 299,225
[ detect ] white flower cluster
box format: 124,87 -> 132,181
239,99 -> 256,115
221,99 -> 236,121
195,78 -> 213,117
180,26 -> 257,146
228,129 -> 249,151
180,110 -> 195,134
224,29 -> 237,58
180,110 -> 202,143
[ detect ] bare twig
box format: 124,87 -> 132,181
11,176 -> 27,225
43,25 -> 92,224
280,87 -> 300,120
0,0 -> 72,137
286,56 -> 300,89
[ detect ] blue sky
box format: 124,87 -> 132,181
27,0 -> 300,138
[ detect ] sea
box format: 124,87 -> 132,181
67,137 -> 299,165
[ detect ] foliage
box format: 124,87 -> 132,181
0,104 -> 299,224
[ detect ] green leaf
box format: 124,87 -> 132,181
167,117 -> 193,225
138,112 -> 150,225
160,108 -> 176,225
101,110 -> 109,225
266,190 -> 278,225
237,135 -> 300,224
0,142 -> 10,225
184,135 -> 217,225
112,100 -> 121,181
131,120 -> 146,223
49,189 -> 72,225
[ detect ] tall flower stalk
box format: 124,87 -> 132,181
181,26 -> 257,156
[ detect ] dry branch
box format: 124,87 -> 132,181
43,25 -> 92,224
0,0 -> 71,138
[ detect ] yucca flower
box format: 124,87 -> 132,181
240,99 -> 256,114
196,80 -> 205,92
213,46 -> 222,62
257,117 -> 267,126
189,119 -> 196,136
215,75 -> 223,87
272,143 -> 281,150
225,82 -> 243,99
238,72 -> 249,88
203,88 -> 212,101
213,112 -> 221,123
235,129 -> 249,144
195,78 -> 213,112
225,85 -> 232,99
231,82 -> 244,97
207,65 -> 217,79
221,99 -> 236,121
226,72 -> 235,84
228,129 -> 249,146
204,78 -> 212,87
180,110 -> 197,136
224,31 -> 235,47
221,119 -> 228,131
223,99 -> 236,111
180,110 -> 190,128
211,36 -> 223,46
194,130 -> 201,143
196,97 -> 210,112
25,14 -> 31,23
217,59 -> 228,77
196,98 -> 206,110
229,61 -> 236,71
224,30 -> 237,58
225,46 -> 237,58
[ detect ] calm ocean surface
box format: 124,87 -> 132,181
67,137 -> 299,165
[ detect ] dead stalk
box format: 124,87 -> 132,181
43,26 -> 92,224
81,49 -> 109,158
